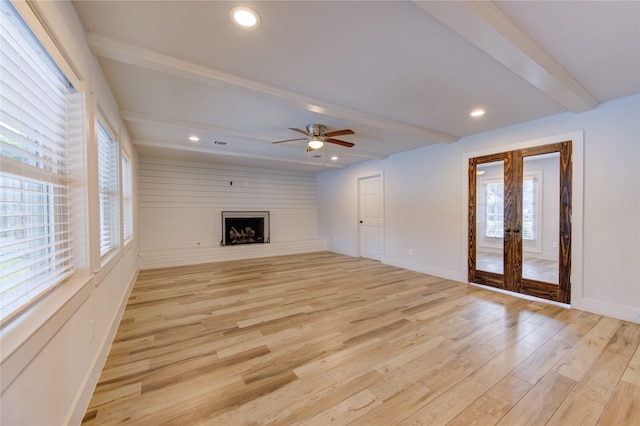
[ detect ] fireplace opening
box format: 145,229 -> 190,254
221,211 -> 270,246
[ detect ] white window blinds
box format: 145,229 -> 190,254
122,154 -> 133,241
0,0 -> 76,319
97,121 -> 118,257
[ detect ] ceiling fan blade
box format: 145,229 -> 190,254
327,138 -> 355,148
273,137 -> 307,144
324,129 -> 354,137
289,127 -> 311,136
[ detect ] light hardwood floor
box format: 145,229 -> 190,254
82,252 -> 639,425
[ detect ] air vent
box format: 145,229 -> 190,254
214,140 -> 232,147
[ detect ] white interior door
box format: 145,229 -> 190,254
359,174 -> 383,260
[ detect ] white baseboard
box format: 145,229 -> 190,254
572,297 -> 640,324
329,246 -> 358,257
381,256 -> 466,283
141,239 -> 327,270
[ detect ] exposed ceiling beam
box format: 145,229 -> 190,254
121,110 -> 275,142
120,111 -> 388,168
87,33 -> 458,143
416,1 -> 599,113
135,139 -> 346,170
121,110 -> 388,161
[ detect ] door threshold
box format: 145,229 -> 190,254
469,282 -> 571,309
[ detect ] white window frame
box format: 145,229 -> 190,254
121,152 -> 133,243
522,170 -> 543,252
97,117 -> 119,258
484,179 -> 504,239
0,0 -> 79,323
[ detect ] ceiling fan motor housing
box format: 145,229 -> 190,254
307,124 -> 326,137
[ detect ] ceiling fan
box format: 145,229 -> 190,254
273,124 -> 355,151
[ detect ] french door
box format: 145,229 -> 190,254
468,141 -> 572,304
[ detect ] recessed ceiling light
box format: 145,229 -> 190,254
188,135 -> 200,142
470,109 -> 485,117
331,156 -> 338,161
230,7 -> 260,28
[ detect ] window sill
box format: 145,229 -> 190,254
95,248 -> 120,286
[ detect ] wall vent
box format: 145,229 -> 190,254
214,140 -> 232,146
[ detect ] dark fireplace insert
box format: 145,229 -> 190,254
221,211 -> 270,246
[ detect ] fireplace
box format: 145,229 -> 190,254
221,211 -> 270,246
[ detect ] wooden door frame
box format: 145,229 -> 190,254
468,152 -> 511,290
462,132 -> 584,306
517,143 -> 572,303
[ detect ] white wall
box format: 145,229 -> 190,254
0,2 -> 140,425
138,157 -> 325,269
318,94 -> 640,323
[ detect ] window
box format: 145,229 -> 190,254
121,154 -> 133,242
522,177 -> 538,240
97,120 -> 118,257
485,181 -> 504,238
485,176 -> 539,240
0,0 -> 77,319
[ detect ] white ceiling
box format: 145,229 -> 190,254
72,1 -> 639,173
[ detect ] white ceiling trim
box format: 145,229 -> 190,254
135,139 -> 346,170
416,1 -> 599,113
87,33 -> 458,143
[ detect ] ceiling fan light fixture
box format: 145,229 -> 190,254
230,7 -> 260,28
307,137 -> 324,150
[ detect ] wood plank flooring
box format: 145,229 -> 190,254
82,252 -> 639,425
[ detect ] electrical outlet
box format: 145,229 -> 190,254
552,242 -> 558,248
409,249 -> 413,256
90,320 -> 95,341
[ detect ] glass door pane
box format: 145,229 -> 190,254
475,161 -> 505,275
522,152 -> 560,284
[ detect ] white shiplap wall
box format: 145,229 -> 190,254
139,157 -> 326,269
